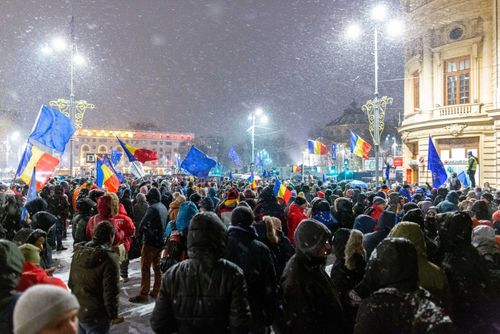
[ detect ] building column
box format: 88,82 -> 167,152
481,18 -> 493,105
421,36 -> 434,111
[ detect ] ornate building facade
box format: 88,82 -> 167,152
71,128 -> 194,175
398,0 -> 500,186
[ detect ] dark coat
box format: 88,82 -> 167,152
68,241 -> 120,322
71,213 -> 92,244
225,225 -> 279,329
132,200 -> 149,229
280,252 -> 344,334
150,212 -> 251,334
253,188 -> 286,231
138,202 -> 168,249
354,238 -> 453,334
362,211 -> 396,259
0,240 -> 23,334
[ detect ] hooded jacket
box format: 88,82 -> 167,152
354,238 -> 453,334
225,225 -> 278,330
362,211 -> 396,259
253,187 -> 286,226
168,195 -> 185,221
286,203 -> 308,246
150,212 -> 251,333
0,240 -> 24,334
138,189 -> 168,248
114,203 -> 136,252
388,222 -> 450,306
436,191 -> 459,213
86,194 -> 124,246
170,200 -> 199,236
68,241 -> 120,322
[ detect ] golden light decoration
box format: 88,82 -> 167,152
362,96 -> 393,145
49,99 -> 96,129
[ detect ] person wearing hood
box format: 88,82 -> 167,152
69,221 -> 120,333
114,201 -> 136,282
28,210 -> 59,270
216,188 -> 240,225
133,193 -> 149,230
2,195 -> 22,240
311,199 -> 338,234
352,215 -> 376,234
0,239 -> 24,333
334,197 -> 355,229
364,196 -> 386,224
253,186 -> 286,230
287,196 -> 309,246
402,208 -> 442,265
436,191 -> 459,213
437,211 -> 492,332
165,198 -> 199,238
280,218 -> 344,334
119,188 -> 134,220
85,193 -> 124,246
150,212 -> 252,333
224,206 -> 278,333
130,188 -> 168,303
72,198 -> 96,244
354,238 -> 453,333
388,222 -> 450,308
471,225 -> 500,290
168,192 -> 185,222
330,228 -> 366,332
362,210 -> 396,259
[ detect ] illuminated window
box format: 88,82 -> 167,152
444,56 -> 470,105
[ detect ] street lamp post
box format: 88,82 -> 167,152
345,4 -> 403,188
248,108 -> 268,170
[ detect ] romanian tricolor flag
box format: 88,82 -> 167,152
16,143 -> 60,191
117,137 -> 158,164
96,157 -> 120,193
273,179 -> 292,204
350,131 -> 372,159
292,164 -> 302,173
308,140 -> 328,155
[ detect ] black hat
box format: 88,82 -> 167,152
373,196 -> 386,205
294,196 -> 307,206
231,206 -> 254,227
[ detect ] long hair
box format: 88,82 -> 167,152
345,229 -> 365,270
263,215 -> 279,244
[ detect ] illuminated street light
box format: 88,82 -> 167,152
73,53 -> 86,65
371,4 -> 387,21
386,19 -> 405,37
345,23 -> 362,40
248,108 -> 268,169
51,37 -> 67,51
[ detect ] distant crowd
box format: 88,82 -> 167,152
1,175 -> 500,333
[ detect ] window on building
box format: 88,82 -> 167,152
413,71 -> 420,110
444,56 -> 470,105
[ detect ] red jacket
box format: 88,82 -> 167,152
114,203 -> 136,252
17,262 -> 67,292
86,194 -> 124,246
287,203 -> 308,246
369,205 -> 384,231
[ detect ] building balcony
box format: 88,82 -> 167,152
433,103 -> 482,119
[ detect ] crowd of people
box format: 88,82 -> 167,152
1,174 -> 500,333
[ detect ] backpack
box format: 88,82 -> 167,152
160,222 -> 186,273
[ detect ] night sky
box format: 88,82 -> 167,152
0,0 -> 404,145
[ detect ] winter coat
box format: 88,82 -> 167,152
389,222 -> 450,307
138,201 -> 168,249
0,240 -> 24,334
114,204 -> 136,252
280,252 -> 344,334
0,201 -> 21,240
86,194 -> 124,246
471,225 -> 500,292
365,204 -> 383,223
334,197 -> 355,229
68,241 -> 120,322
168,196 -> 185,221
133,199 -> 149,230
287,203 -> 308,245
436,191 -> 459,213
16,261 -> 67,292
253,188 -> 286,227
354,238 -> 453,334
150,213 -> 251,334
254,221 -> 294,279
71,213 -> 92,244
439,213 -> 492,332
170,201 -> 199,236
353,215 -> 376,234
225,225 -> 278,330
217,199 -> 238,226
208,187 -> 220,208
47,192 -> 70,221
362,211 -> 396,259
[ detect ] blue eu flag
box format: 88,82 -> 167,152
427,137 -> 448,188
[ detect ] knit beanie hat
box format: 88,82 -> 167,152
294,218 -> 331,257
13,285 -> 80,334
231,206 -> 254,227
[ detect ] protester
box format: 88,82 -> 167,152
133,193 -> 149,230
130,188 -> 168,303
286,196 -> 308,245
362,210 -> 396,258
71,198 -> 95,244
225,206 -> 278,333
280,218 -> 344,333
69,221 -> 120,333
0,239 -> 24,333
150,212 -> 251,333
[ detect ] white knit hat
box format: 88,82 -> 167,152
14,285 -> 80,334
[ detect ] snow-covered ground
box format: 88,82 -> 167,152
52,232 -> 157,333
